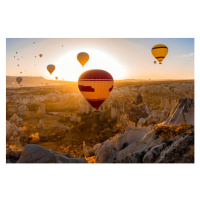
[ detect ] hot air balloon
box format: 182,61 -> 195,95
154,61 -> 157,64
77,52 -> 89,67
33,42 -> 35,44
78,69 -> 114,111
16,52 -> 18,54
47,64 -> 55,75
17,59 -> 19,60
14,56 -> 15,58
62,45 -> 64,47
151,44 -> 168,64
55,77 -> 58,80
35,56 -> 36,58
20,72 -> 22,74
17,64 -> 19,66
39,54 -> 43,57
16,77 -> 22,84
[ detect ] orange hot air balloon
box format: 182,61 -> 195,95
151,44 -> 168,64
47,64 -> 55,75
77,52 -> 89,67
78,69 -> 114,110
55,77 -> 58,80
39,54 -> 43,57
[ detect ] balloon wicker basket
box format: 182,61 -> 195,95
94,110 -> 102,114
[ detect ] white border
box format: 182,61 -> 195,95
0,1 -> 199,200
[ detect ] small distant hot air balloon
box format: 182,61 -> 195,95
154,61 -> 157,64
20,72 -> 22,74
17,64 -> 19,66
14,56 -> 15,58
151,44 -> 168,64
55,77 -> 58,80
78,69 -> 114,111
47,64 -> 55,75
16,52 -> 18,54
17,59 -> 19,60
35,56 -> 36,58
39,54 -> 43,57
16,77 -> 22,84
33,42 -> 35,44
77,52 -> 89,67
62,45 -> 64,47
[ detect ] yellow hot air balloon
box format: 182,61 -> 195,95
154,61 -> 157,64
151,44 -> 168,64
77,52 -> 89,67
78,69 -> 114,111
47,64 -> 55,75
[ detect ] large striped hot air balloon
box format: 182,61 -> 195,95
47,64 -> 55,75
78,69 -> 114,111
77,52 -> 89,67
151,44 -> 168,64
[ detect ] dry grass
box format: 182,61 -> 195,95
155,123 -> 194,139
85,156 -> 96,163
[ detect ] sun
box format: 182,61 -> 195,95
53,48 -> 126,82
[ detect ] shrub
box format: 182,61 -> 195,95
155,123 -> 193,139
27,103 -> 39,111
29,132 -> 40,144
25,113 -> 31,119
35,110 -> 41,119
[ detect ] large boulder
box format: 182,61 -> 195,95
17,105 -> 29,116
163,98 -> 194,125
117,126 -> 148,151
117,151 -> 146,163
117,129 -> 156,162
17,144 -> 87,163
156,132 -> 194,163
143,143 -> 166,163
9,113 -> 23,126
95,144 -> 117,163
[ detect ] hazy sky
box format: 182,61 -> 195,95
6,38 -> 194,81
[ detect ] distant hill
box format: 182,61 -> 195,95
6,76 -> 75,87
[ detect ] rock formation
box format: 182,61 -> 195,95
17,105 -> 29,116
17,144 -> 87,163
163,98 -> 194,125
9,113 -> 23,127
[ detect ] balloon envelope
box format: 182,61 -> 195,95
55,77 -> 58,80
77,52 -> 89,67
78,69 -> 114,110
151,44 -> 168,64
47,64 -> 55,75
16,77 -> 22,84
39,54 -> 43,57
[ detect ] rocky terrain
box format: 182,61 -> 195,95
6,80 -> 194,163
